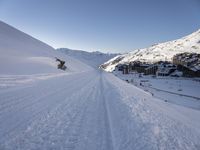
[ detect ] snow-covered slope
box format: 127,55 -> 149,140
102,29 -> 200,72
57,48 -> 117,68
1,70 -> 200,150
0,21 -> 91,75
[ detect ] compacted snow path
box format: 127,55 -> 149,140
0,70 -> 200,150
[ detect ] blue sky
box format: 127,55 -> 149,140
0,0 -> 200,53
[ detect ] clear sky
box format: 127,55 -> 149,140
0,0 -> 200,53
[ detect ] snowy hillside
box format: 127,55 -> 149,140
102,29 -> 200,72
0,21 -> 91,75
57,48 -> 117,68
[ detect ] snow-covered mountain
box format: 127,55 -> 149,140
57,48 -> 118,68
102,29 -> 200,72
0,21 -> 91,75
1,21 -> 200,150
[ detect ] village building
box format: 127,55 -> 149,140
122,65 -> 129,74
115,64 -> 129,74
144,64 -> 158,75
156,61 -> 176,76
173,53 -> 200,77
129,61 -> 150,74
115,64 -> 124,71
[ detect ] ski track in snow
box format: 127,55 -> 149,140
0,70 -> 200,150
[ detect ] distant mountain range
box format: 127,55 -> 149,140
102,29 -> 200,72
57,48 -> 118,68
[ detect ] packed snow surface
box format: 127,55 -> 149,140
102,29 -> 200,72
0,21 -> 200,150
0,70 -> 200,150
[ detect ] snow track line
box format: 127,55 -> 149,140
1,74 -> 100,149
0,83 -> 70,118
0,71 -> 94,115
42,76 -> 100,149
100,73 -> 116,150
0,72 -> 98,144
0,71 -> 90,94
0,82 -> 71,116
62,82 -> 98,149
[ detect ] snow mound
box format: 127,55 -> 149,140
102,29 -> 200,72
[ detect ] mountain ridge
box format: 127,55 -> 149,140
102,29 -> 200,72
